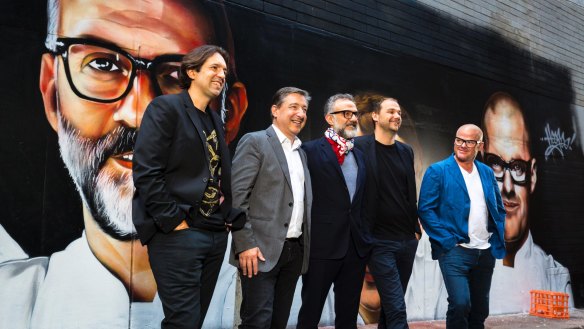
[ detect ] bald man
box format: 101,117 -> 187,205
419,124 -> 505,329
482,92 -> 572,313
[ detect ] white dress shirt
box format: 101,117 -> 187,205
272,124 -> 305,238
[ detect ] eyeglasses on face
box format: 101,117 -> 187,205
50,37 -> 184,103
483,153 -> 531,185
454,137 -> 483,147
329,110 -> 359,119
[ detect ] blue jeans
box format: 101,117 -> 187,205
368,238 -> 418,329
438,246 -> 495,329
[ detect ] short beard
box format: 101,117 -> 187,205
333,119 -> 357,140
57,110 -> 137,241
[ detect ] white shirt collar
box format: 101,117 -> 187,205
272,124 -> 302,150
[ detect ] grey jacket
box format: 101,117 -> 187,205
230,126 -> 312,273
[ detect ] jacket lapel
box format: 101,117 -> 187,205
299,146 -> 311,202
447,155 -> 469,195
367,135 -> 379,186
319,137 -> 345,182
354,147 -> 366,205
208,107 -> 232,202
395,141 -> 416,202
180,91 -> 211,162
266,126 -> 293,191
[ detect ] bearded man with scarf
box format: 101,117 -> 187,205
297,94 -> 372,329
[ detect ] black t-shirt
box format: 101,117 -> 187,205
374,141 -> 415,240
192,107 -> 225,231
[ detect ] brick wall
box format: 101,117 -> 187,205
222,0 -> 584,309
225,0 -> 584,107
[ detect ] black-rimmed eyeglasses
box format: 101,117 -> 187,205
483,153 -> 531,186
329,110 -> 359,119
50,37 -> 184,103
454,137 -> 483,147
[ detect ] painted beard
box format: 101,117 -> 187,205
57,110 -> 137,241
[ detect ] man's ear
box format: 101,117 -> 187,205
40,53 -> 58,132
530,157 -> 537,193
187,68 -> 197,80
325,113 -> 334,126
371,111 -> 379,124
225,81 -> 248,143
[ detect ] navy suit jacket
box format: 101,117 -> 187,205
132,90 -> 242,245
418,154 -> 506,260
302,137 -> 371,259
354,134 -> 420,237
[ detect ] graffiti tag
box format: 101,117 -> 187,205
540,123 -> 576,160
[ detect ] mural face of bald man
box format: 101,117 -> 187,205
483,94 -> 537,266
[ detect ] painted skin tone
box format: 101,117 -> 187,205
40,0 -> 217,301
484,102 -> 536,267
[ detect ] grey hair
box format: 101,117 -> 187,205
324,93 -> 354,116
45,0 -> 60,51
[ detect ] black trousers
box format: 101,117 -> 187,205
148,228 -> 228,329
239,239 -> 304,329
297,238 -> 368,329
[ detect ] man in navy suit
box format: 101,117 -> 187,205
133,45 -> 244,329
297,94 -> 371,329
418,124 -> 506,329
354,97 -> 419,329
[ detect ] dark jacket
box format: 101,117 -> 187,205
132,90 -> 242,245
302,137 -> 371,259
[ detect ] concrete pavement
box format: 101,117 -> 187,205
317,308 -> 584,329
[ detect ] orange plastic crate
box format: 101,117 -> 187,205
529,290 -> 569,319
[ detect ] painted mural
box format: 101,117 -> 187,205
0,0 -> 582,328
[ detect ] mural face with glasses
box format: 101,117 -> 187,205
0,1 -> 249,328
482,94 -> 537,260
53,38 -> 183,103
40,0 -> 216,240
483,153 -> 531,186
35,0 -> 248,314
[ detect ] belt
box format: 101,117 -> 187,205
285,236 -> 301,242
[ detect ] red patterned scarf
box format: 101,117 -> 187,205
325,127 -> 354,165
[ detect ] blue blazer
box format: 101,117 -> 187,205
418,154 -> 506,260
302,137 -> 372,259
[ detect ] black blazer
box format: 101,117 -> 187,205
132,90 -> 241,245
354,134 -> 420,237
302,137 -> 372,259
